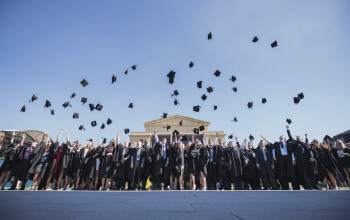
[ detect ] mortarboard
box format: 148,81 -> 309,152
128,103 -> 133,108
262,98 -> 267,104
20,105 -> 26,112
131,65 -> 137,70
233,87 -> 238,93
166,125 -> 171,131
214,70 -> 221,77
80,79 -> 88,87
286,118 -> 292,125
249,135 -> 254,140
124,128 -> 130,134
73,113 -> 79,119
232,117 -> 238,122
95,103 -> 103,111
51,109 -> 54,115
213,105 -> 218,111
207,86 -> 214,93
323,135 -> 331,141
167,71 -> 176,84
179,120 -> 183,126
107,118 -> 112,125
294,97 -> 300,104
208,32 -> 212,40
194,128 -> 199,134
91,121 -> 97,127
81,97 -> 87,104
201,94 -> 207,101
298,92 -> 304,99
103,138 -> 107,144
174,99 -> 180,105
230,76 -> 237,82
29,94 -> 37,103
189,62 -> 194,68
197,81 -> 203,88
62,102 -> 71,108
89,103 -> 95,111
124,69 -> 128,75
79,125 -> 85,131
247,102 -> 253,109
199,125 -> 205,131
45,100 -> 51,108
172,90 -> 179,96
71,93 -> 76,98
271,41 -> 278,48
193,105 -> 201,112
182,136 -> 188,141
252,36 -> 258,43
112,75 -> 117,84
101,124 -> 105,129
228,134 -> 233,139
162,112 -> 168,118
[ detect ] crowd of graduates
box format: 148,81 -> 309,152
0,125 -> 349,191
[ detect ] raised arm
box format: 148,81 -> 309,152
204,133 -> 209,146
305,134 -> 308,144
260,134 -> 272,146
20,133 -> 26,147
65,129 -> 70,143
170,132 -> 173,145
154,131 -> 159,143
214,133 -> 218,145
192,135 -> 194,144
116,130 -> 121,145
56,129 -> 63,143
286,125 -> 293,141
235,136 -> 241,148
10,131 -> 15,145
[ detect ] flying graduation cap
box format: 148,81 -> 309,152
89,103 -> 95,111
232,87 -> 238,93
201,94 -> 207,101
189,62 -> 194,68
91,121 -> 97,127
103,138 -> 107,144
81,97 -> 87,104
165,125 -> 171,131
44,100 -> 51,108
79,125 -> 85,131
101,124 -> 105,129
95,103 -> 103,111
213,105 -> 218,111
73,113 -> 79,119
29,94 -> 38,103
124,69 -> 128,75
199,125 -> 205,131
207,87 -> 213,93
208,32 -> 212,40
293,97 -> 300,104
262,98 -> 267,104
286,118 -> 292,125
181,135 -> 188,141
193,105 -> 201,112
62,102 -> 72,108
20,105 -> 26,112
232,117 -> 238,122
271,41 -> 278,48
162,112 -> 168,118
214,70 -> 221,77
128,103 -> 133,108
51,109 -> 54,115
80,79 -> 89,87
194,128 -> 199,134
124,128 -> 130,134
172,90 -> 179,96
228,134 -> 234,139
197,81 -> 203,88
131,65 -> 137,70
167,71 -> 176,84
174,99 -> 180,105
249,135 -> 254,140
112,75 -> 117,84
230,76 -> 237,82
71,93 -> 76,98
247,102 -> 253,109
179,120 -> 183,126
107,118 -> 112,125
298,92 -> 304,99
252,36 -> 258,43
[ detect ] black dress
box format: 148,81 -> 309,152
101,147 -> 115,178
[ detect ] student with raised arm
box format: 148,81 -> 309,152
153,131 -> 169,190
140,138 -> 152,190
238,137 -> 259,190
101,138 -> 116,190
205,133 -> 218,190
0,132 -> 19,189
114,133 -> 131,190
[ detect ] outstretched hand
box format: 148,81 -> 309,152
286,125 -> 289,129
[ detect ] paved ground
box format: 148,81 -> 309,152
0,190 -> 349,220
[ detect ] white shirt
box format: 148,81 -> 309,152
337,150 -> 345,158
83,148 -> 89,158
181,149 -> 185,169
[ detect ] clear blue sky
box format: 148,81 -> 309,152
0,0 -> 349,143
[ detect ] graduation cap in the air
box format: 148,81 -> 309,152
62,102 -> 71,108
201,94 -> 207,101
124,69 -> 128,75
101,123 -> 105,129
79,125 -> 85,131
252,36 -> 258,43
174,99 -> 180,105
91,121 -> 97,127
293,97 -> 300,104
213,105 -> 218,111
207,86 -> 214,93
81,97 -> 87,104
172,90 -> 179,96
232,87 -> 238,93
71,93 -> 76,98
286,118 -> 292,125
166,125 -> 171,131
45,100 -> 51,108
214,70 -> 221,77
249,135 -> 254,140
124,129 -> 130,134
271,41 -> 278,48
128,103 -> 133,108
103,138 -> 107,144
228,134 -> 234,139
197,81 -> 203,88
112,75 -> 117,84
29,94 -> 37,103
247,102 -> 253,109
208,32 -> 212,40
73,113 -> 79,119
298,92 -> 304,99
167,71 -> 176,84
20,105 -> 26,112
199,125 -> 205,131
179,120 -> 183,126
95,103 -> 103,111
51,109 -> 54,115
232,117 -> 238,122
107,118 -> 112,125
162,112 -> 168,118
323,135 -> 331,141
80,79 -> 88,87
230,76 -> 237,82
194,128 -> 199,134
262,98 -> 267,104
172,130 -> 179,137
193,105 -> 201,112
181,135 -> 188,141
89,103 -> 95,111
131,65 -> 137,70
189,62 -> 194,68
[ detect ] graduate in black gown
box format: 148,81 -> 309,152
73,141 -> 90,190
113,135 -> 131,190
217,140 -> 231,190
101,138 -> 116,190
92,143 -> 104,190
141,139 -> 152,190
154,132 -> 169,190
335,140 -> 350,185
129,140 -> 146,190
227,140 -> 244,190
56,129 -> 73,190
204,133 -> 218,190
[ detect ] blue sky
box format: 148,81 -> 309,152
0,0 -> 349,144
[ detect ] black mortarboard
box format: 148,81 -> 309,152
79,125 -> 85,131
91,121 -> 97,127
62,102 -> 71,108
262,98 -> 267,104
298,92 -> 304,99
286,118 -> 292,125
201,94 -> 207,101
51,109 -> 54,115
128,103 -> 133,108
194,128 -> 199,134
80,79 -> 88,87
232,87 -> 237,93
293,97 -> 300,104
103,138 -> 107,144
323,135 -> 331,141
124,128 -> 130,134
112,75 -> 117,84
20,105 -> 26,112
252,36 -> 258,43
230,76 -> 237,82
73,113 -> 79,119
172,90 -> 179,96
172,130 -> 179,137
107,118 -> 112,125
233,117 -> 237,122
189,62 -> 194,68
208,32 -> 212,40
207,86 -> 214,93
95,103 -> 103,111
193,105 -> 201,112
174,99 -> 180,105
71,92 -> 76,98
167,71 -> 176,84
89,103 -> 95,111
247,102 -> 253,109
131,65 -> 137,70
45,100 -> 51,108
197,81 -> 202,88
214,70 -> 221,77
271,41 -> 278,48
81,97 -> 87,104
182,135 -> 187,141
179,120 -> 183,126
199,125 -> 205,131
101,123 -> 105,129
213,105 -> 218,111
29,94 -> 37,103
162,112 -> 167,118
249,135 -> 254,140
124,69 -> 128,75
166,125 -> 171,131
228,134 -> 233,139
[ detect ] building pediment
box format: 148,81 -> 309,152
144,115 -> 210,127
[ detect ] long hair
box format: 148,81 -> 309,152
335,140 -> 346,150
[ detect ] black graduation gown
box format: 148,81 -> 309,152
101,147 -> 115,178
272,141 -> 296,179
255,148 -> 275,177
198,146 -> 209,176
228,146 -> 244,180
173,144 -> 182,178
114,146 -> 131,180
186,145 -> 199,175
61,142 -> 72,169
0,143 -> 17,173
141,145 -> 152,181
168,144 -> 177,175
153,143 -> 167,177
28,142 -> 46,175
241,147 -> 258,181
217,146 -> 231,178
319,147 -> 339,175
